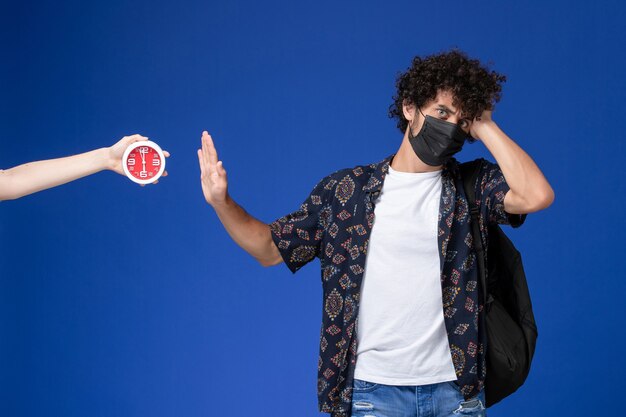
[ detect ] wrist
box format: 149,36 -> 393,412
94,147 -> 114,171
473,120 -> 499,142
211,193 -> 233,211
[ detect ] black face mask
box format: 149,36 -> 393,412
408,109 -> 468,166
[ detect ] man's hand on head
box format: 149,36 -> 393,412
469,109 -> 495,141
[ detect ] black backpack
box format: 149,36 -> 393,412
459,160 -> 538,407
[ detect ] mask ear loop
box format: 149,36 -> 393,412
407,107 -> 415,140
408,106 -> 425,140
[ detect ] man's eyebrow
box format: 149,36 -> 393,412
436,104 -> 459,115
437,104 -> 471,120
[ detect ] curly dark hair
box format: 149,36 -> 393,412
388,49 -> 506,134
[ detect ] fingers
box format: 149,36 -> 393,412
125,134 -> 149,144
114,134 -> 148,152
203,131 -> 219,169
217,160 -> 226,176
201,131 -> 220,178
197,149 -> 206,176
199,131 -> 228,187
201,132 -> 213,176
163,150 -> 170,158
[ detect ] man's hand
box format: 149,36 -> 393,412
197,131 -> 228,206
469,109 -> 495,141
108,134 -> 170,184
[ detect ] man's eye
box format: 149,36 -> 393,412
437,109 -> 447,117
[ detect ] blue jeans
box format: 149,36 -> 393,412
351,378 -> 486,417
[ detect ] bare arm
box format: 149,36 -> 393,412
470,111 -> 555,214
197,131 -> 282,267
0,134 -> 170,201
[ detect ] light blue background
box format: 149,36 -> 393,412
1,1 -> 624,416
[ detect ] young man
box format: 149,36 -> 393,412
197,49 -> 554,417
0,134 -> 169,201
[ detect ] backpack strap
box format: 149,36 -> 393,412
459,160 -> 492,309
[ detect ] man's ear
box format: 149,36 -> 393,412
402,99 -> 416,123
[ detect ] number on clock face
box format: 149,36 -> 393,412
125,147 -> 162,181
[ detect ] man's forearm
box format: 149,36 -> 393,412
211,195 -> 282,266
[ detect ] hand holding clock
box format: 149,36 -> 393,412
0,133 -> 170,201
111,135 -> 170,184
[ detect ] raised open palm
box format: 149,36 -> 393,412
197,131 -> 228,206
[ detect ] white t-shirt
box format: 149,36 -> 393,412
354,165 -> 457,386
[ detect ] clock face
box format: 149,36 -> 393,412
122,141 -> 166,184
